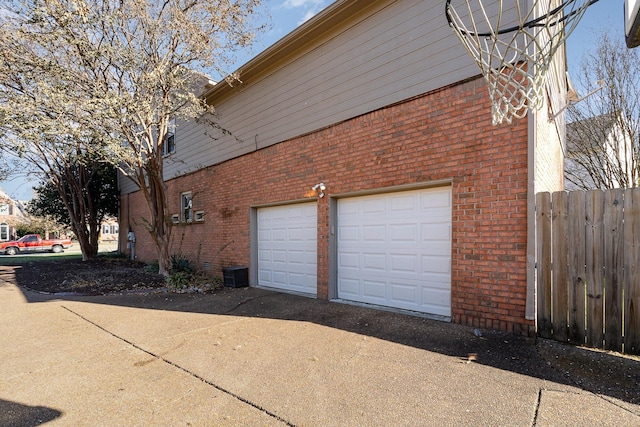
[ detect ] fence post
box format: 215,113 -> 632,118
536,192 -> 552,338
623,188 -> 640,354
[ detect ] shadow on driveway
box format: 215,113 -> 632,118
0,398 -> 63,427
12,281 -> 640,411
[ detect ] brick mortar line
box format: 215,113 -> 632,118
61,305 -> 296,427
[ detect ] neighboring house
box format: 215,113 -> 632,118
0,189 -> 28,241
120,0 -> 567,335
565,113 -> 635,190
100,217 -> 119,242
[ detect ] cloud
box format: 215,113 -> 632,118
280,0 -> 328,25
282,0 -> 325,9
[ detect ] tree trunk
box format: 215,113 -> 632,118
140,156 -> 172,276
74,230 -> 99,261
55,162 -> 103,261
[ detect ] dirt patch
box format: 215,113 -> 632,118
0,256 -> 166,295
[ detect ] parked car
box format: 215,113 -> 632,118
0,234 -> 73,255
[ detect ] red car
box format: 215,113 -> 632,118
0,234 -> 73,255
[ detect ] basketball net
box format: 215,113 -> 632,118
446,0 -> 595,125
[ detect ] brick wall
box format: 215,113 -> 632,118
120,75 -> 534,335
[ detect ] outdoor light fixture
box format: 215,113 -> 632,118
312,183 -> 326,198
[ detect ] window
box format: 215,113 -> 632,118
194,210 -> 205,222
163,117 -> 176,156
103,225 -> 110,235
0,223 -> 8,241
181,192 -> 192,222
0,204 -> 9,215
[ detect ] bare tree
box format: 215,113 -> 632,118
0,0 -> 263,274
566,34 -> 640,190
28,157 -> 118,260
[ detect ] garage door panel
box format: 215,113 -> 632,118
421,223 -> 451,241
258,249 -> 271,261
271,249 -> 287,263
422,255 -> 452,274
363,253 -> 386,271
338,187 -> 452,317
390,224 -> 418,242
339,277 -> 359,296
287,227 -> 306,241
363,225 -> 385,241
362,280 -> 387,300
257,203 -> 317,296
390,283 -> 418,304
362,198 -> 385,214
339,225 -> 359,241
421,289 -> 451,317
272,270 -> 288,286
390,254 -> 418,273
272,228 -> 287,241
288,250 -> 307,264
258,270 -> 272,283
390,193 -> 417,211
339,251 -> 360,269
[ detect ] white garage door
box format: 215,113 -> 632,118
337,187 -> 452,317
257,203 -> 317,296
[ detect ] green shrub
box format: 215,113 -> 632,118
165,271 -> 223,293
166,271 -> 192,290
170,252 -> 192,273
145,260 -> 159,273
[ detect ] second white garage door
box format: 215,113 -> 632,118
257,203 -> 317,296
337,186 -> 452,317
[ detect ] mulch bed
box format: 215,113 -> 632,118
0,256 -> 166,295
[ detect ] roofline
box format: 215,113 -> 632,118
203,0 -> 391,104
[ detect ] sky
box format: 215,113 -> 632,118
0,0 -> 623,201
566,0 -> 621,82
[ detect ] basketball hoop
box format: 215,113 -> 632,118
445,0 -> 599,125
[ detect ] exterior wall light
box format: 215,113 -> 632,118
312,183 -> 326,198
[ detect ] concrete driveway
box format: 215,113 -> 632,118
0,282 -> 638,426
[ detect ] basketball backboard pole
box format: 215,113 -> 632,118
626,0 -> 640,47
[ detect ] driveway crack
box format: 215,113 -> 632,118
531,388 -> 542,427
61,305 -> 296,427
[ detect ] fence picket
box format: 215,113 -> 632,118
623,189 -> 640,354
584,190 -> 604,349
568,191 -> 586,345
551,191 -> 569,342
536,192 -> 552,339
603,189 -> 623,352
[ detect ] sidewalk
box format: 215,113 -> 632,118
1,282 -> 638,426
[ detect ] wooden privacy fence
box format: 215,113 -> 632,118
536,188 -> 640,355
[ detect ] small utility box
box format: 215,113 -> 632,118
222,266 -> 249,288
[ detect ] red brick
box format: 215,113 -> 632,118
120,76 -> 533,334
